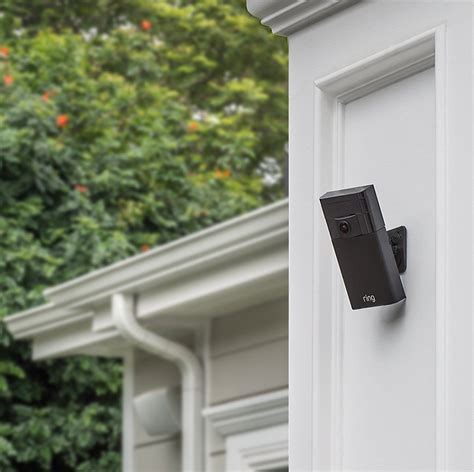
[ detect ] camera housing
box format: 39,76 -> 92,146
319,185 -> 406,310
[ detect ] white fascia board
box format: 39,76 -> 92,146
32,323 -> 121,360
5,200 -> 288,359
136,241 -> 288,320
5,303 -> 92,340
92,239 -> 288,335
44,199 -> 287,306
203,389 -> 288,437
247,0 -> 358,35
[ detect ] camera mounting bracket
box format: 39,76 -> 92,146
388,226 -> 407,274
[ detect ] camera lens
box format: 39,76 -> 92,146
339,221 -> 350,234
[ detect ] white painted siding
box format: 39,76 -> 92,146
208,451 -> 226,472
209,297 -> 288,405
135,438 -> 181,472
206,298 -> 288,469
131,297 -> 288,471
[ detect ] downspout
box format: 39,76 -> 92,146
112,293 -> 204,472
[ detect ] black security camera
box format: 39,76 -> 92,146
319,185 -> 407,310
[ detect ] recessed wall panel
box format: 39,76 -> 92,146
340,68 -> 436,469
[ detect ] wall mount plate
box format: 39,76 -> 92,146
388,226 -> 407,274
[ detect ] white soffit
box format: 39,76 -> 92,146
5,200 -> 288,359
246,0 -> 359,35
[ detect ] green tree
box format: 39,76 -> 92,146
0,0 -> 287,469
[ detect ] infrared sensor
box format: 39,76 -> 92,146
319,185 -> 407,310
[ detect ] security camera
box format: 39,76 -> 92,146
319,185 -> 406,310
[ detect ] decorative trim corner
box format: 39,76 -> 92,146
202,389 -> 288,437
247,0 -> 359,35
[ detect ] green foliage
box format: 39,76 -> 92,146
0,0 -> 287,469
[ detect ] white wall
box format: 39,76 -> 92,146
129,297 -> 288,471
288,2 -> 472,470
207,297 -> 288,470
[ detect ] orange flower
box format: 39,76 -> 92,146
74,184 -> 88,193
42,91 -> 51,102
56,114 -> 69,128
141,20 -> 152,31
0,47 -> 9,58
140,244 -> 151,253
3,75 -> 13,86
214,168 -> 231,179
187,121 -> 199,133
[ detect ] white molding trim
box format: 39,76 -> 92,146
247,0 -> 358,35
314,30 -> 436,103
226,423 -> 288,472
203,389 -> 288,437
5,200 -> 288,359
9,306 -> 93,339
312,26 -> 447,471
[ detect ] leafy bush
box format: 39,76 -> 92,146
0,0 -> 287,469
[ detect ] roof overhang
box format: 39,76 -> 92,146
5,200 -> 288,360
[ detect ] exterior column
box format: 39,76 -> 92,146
247,1 -> 473,470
